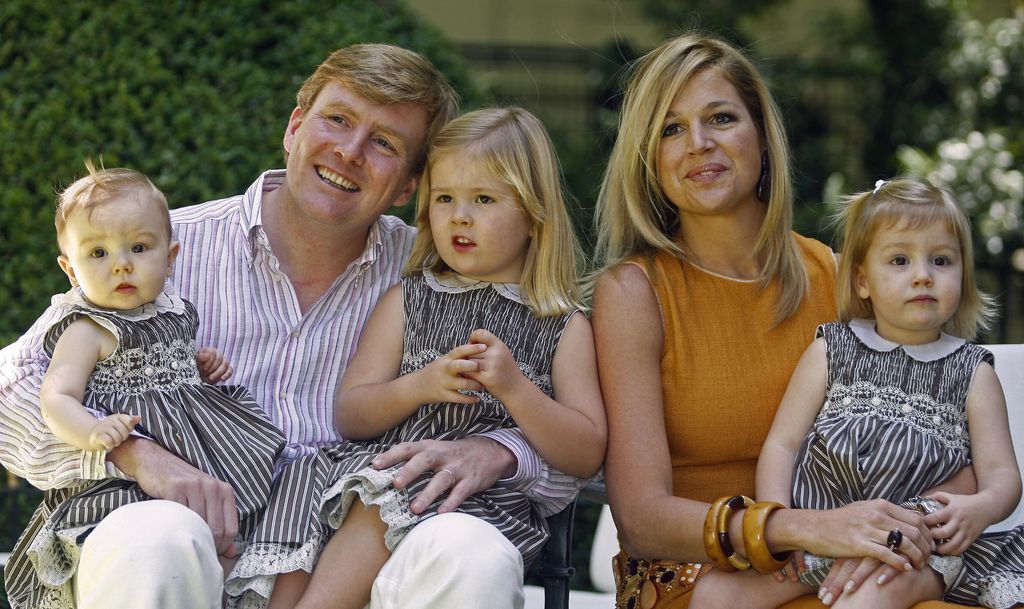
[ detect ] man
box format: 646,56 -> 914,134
0,44 -> 577,608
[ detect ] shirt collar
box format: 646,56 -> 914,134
848,318 -> 966,362
422,268 -> 526,305
240,169 -> 384,271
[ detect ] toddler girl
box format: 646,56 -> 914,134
694,177 -> 1024,608
226,107 -> 607,609
3,162 -> 284,609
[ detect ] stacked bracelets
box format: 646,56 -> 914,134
702,496 -> 792,573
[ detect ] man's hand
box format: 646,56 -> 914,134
108,437 -> 239,557
371,436 -> 517,514
196,347 -> 233,384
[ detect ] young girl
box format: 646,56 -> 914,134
226,107 -> 607,609
693,177 -> 1024,609
3,162 -> 284,609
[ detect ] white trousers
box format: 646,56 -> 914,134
75,501 -> 525,609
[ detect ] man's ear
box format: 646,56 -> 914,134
390,175 -> 419,209
283,106 -> 305,157
57,255 -> 79,288
854,264 -> 870,300
166,241 -> 181,277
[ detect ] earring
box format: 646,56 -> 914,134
756,151 -> 770,203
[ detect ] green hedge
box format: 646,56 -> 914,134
0,0 -> 480,346
0,1 -> 482,603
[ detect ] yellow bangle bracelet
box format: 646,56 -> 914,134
717,495 -> 753,571
742,501 -> 792,574
703,496 -> 737,571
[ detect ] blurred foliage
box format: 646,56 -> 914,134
0,0 -> 482,598
0,0 -> 482,347
899,8 -> 1024,271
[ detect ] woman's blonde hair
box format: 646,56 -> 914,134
405,107 -> 583,316
835,177 -> 996,339
55,159 -> 170,255
594,31 -> 807,323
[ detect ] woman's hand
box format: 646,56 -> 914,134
816,557 -> 903,606
782,500 -> 932,571
926,491 -> 991,555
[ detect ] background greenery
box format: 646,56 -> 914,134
2,0 -> 1023,604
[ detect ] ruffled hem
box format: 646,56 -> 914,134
321,465 -> 420,552
26,520 -> 92,588
978,572 -> 1024,608
224,532 -> 329,609
799,553 -> 963,591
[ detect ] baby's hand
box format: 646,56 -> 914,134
417,343 -> 486,404
88,414 -> 141,451
197,347 -> 232,384
925,492 -> 989,555
463,329 -> 524,398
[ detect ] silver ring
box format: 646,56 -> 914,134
886,528 -> 903,552
438,468 -> 457,486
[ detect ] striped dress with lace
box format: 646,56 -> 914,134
2,287 -> 284,609
226,270 -> 575,608
793,320 -> 1024,608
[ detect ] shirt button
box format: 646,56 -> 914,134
171,361 -> 179,370
842,397 -> 853,405
901,403 -> 912,413
870,396 -> 882,406
954,425 -> 963,434
144,367 -> 155,376
933,415 -> 942,424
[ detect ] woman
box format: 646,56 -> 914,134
590,32 -> 949,608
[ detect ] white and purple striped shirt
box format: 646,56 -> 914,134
0,170 -> 578,514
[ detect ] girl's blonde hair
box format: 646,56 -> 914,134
594,31 -> 807,323
405,107 -> 583,317
56,159 -> 170,255
835,177 -> 996,339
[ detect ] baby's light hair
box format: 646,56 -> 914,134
834,177 -> 997,339
405,107 -> 583,316
55,159 -> 171,254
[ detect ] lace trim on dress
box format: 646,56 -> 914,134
820,381 -> 969,450
24,518 -> 92,605
224,532 -> 330,609
422,268 -> 526,305
978,572 -> 1024,608
55,283 -> 188,322
848,318 -> 965,362
320,465 -> 421,552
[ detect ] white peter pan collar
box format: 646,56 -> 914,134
56,281 -> 187,322
422,268 -> 527,305
848,318 -> 966,362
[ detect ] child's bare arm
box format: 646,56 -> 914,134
40,318 -> 132,451
335,285 -> 485,440
756,337 -> 829,506
465,313 -> 606,478
928,362 -> 1019,554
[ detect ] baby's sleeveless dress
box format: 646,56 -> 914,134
793,319 -> 1024,607
2,287 -> 285,609
226,270 -> 575,608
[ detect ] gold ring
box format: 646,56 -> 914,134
438,468 -> 457,486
